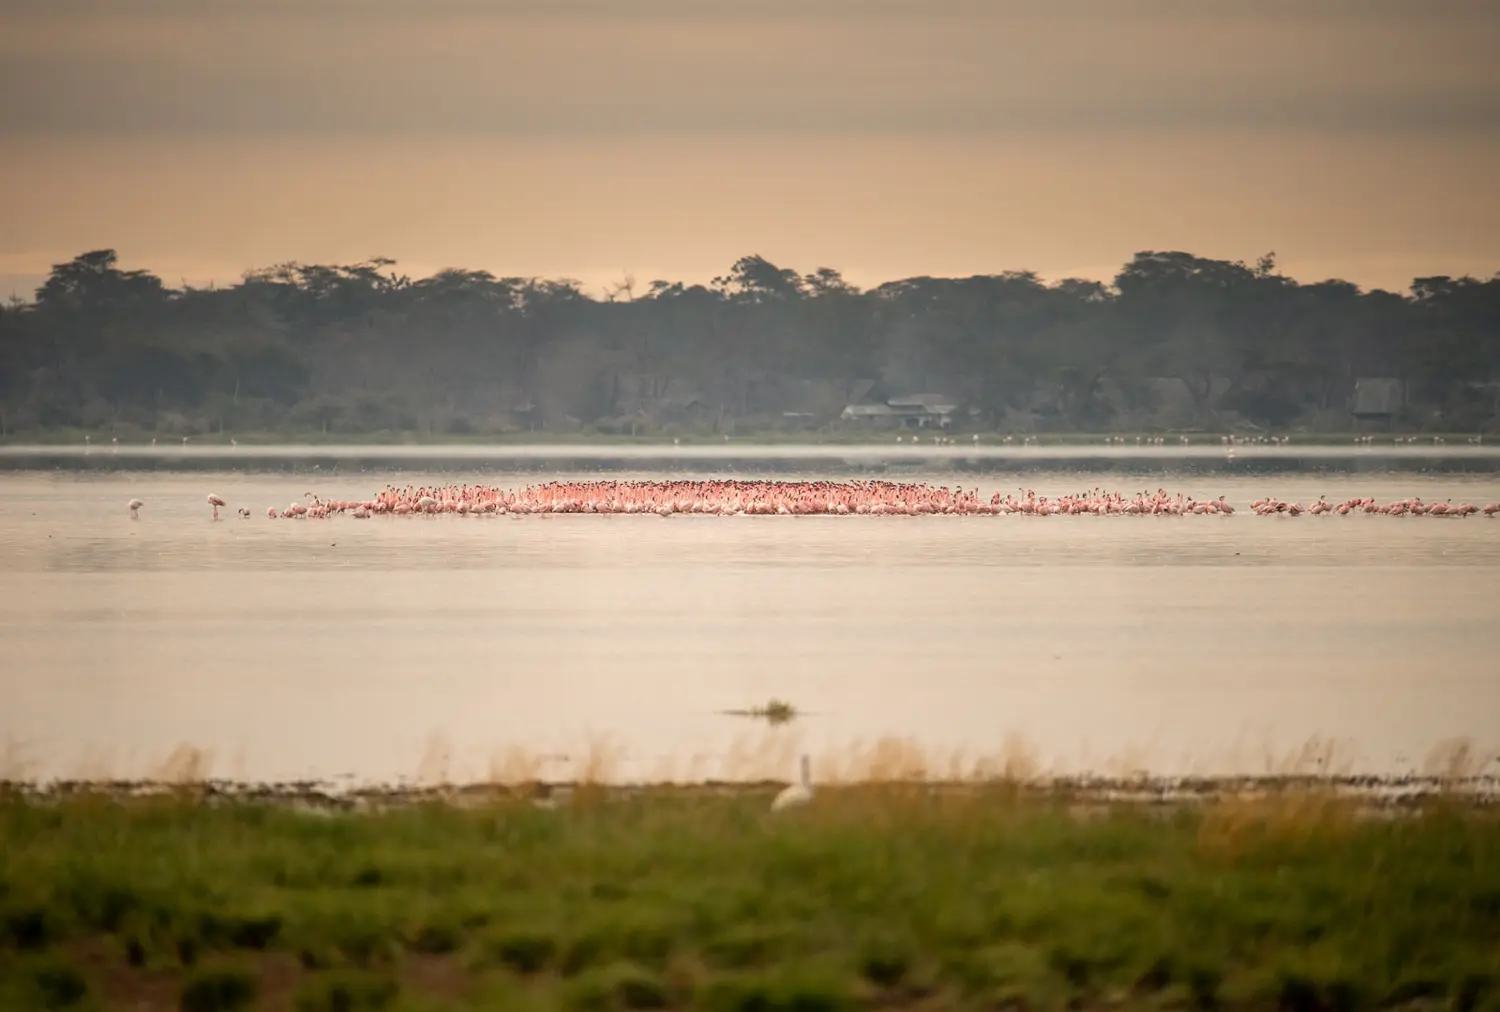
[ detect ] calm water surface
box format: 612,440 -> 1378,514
3,469 -> 1498,784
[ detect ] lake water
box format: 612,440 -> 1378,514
3,463 -> 1499,786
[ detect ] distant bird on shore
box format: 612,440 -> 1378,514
128,498 -> 143,519
207,493 -> 226,520
771,754 -> 814,812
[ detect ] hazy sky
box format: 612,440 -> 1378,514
2,0 -> 1498,299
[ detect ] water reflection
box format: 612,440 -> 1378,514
1,469 -> 1498,785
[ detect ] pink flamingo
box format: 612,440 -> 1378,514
206,493 -> 226,520
128,498 -> 143,519
236,480 -> 1500,525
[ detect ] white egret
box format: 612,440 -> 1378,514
771,754 -> 813,812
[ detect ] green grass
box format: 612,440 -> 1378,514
2,788 -> 1498,1010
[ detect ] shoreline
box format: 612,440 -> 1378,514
5,441 -> 1500,460
1,428 -> 1494,447
7,772 -> 1498,811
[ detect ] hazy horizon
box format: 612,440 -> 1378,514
3,0 -> 1499,300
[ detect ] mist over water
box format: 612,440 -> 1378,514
2,455 -> 1498,786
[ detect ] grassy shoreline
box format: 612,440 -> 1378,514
3,787 -> 1497,1011
6,772 -> 1499,812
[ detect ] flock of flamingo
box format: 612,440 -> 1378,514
1250,495 -> 1495,517
119,480 -> 1500,520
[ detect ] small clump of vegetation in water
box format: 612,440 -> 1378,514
720,698 -> 800,726
2,788 -> 1498,1010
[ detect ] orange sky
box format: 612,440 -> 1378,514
2,1 -> 1498,299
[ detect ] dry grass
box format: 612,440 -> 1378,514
1194,788 -> 1362,863
6,733 -> 1498,810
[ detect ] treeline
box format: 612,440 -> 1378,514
0,248 -> 1497,437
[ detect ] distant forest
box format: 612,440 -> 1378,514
1,248 -> 1497,437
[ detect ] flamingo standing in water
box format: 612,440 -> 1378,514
207,493 -> 226,520
771,754 -> 814,811
128,498 -> 143,519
